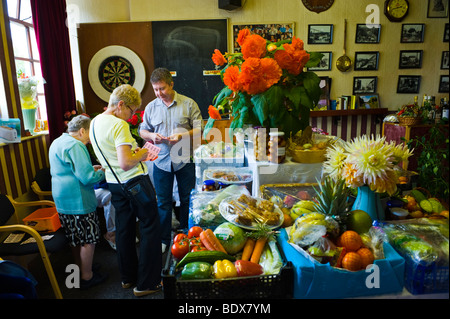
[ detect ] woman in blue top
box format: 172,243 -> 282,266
49,115 -> 107,289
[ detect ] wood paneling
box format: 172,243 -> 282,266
0,134 -> 49,199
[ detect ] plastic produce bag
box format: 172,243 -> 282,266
259,238 -> 283,275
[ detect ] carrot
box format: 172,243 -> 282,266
241,238 -> 256,261
250,236 -> 267,264
200,229 -> 227,254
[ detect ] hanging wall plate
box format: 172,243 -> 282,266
301,0 -> 335,13
88,45 -> 146,102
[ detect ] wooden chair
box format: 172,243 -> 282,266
31,168 -> 52,200
0,194 -> 67,299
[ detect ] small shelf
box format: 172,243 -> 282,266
310,108 -> 389,117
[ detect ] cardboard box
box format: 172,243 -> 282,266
0,118 -> 21,144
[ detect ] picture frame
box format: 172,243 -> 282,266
355,24 -> 381,44
357,94 -> 380,109
353,76 -> 377,95
354,51 -> 379,71
307,52 -> 332,71
439,75 -> 449,93
427,0 -> 448,18
441,51 -> 449,69
401,24 -> 425,43
399,50 -> 423,69
444,23 -> 449,42
308,24 -> 333,44
318,76 -> 332,110
397,75 -> 421,94
232,23 -> 294,52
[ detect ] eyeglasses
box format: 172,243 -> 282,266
126,105 -> 138,115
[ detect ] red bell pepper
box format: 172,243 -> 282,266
234,260 -> 263,277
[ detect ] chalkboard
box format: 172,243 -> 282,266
152,19 -> 228,119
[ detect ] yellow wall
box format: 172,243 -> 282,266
67,0 -> 449,111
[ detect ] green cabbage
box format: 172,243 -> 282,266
213,222 -> 247,255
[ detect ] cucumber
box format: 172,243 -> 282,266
176,250 -> 236,269
410,189 -> 427,203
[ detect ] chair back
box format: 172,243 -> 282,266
0,194 -> 15,226
34,168 -> 52,191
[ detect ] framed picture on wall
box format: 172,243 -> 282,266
318,76 -> 332,109
354,51 -> 379,71
401,24 -> 425,43
399,50 -> 423,69
444,23 -> 449,41
355,24 -> 381,43
397,75 -> 421,93
307,52 -> 332,71
232,23 -> 295,52
427,0 -> 449,18
357,94 -> 380,109
439,75 -> 449,93
308,24 -> 333,44
441,51 -> 449,69
353,76 -> 377,94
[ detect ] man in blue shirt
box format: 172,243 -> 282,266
140,68 -> 202,253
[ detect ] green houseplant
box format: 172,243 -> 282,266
405,124 -> 449,200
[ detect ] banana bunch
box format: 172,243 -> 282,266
290,200 -> 317,220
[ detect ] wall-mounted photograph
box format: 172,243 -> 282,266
307,52 -> 332,71
397,75 -> 421,93
399,50 -> 423,69
427,0 -> 449,18
354,51 -> 379,71
444,23 -> 449,41
401,24 -> 425,43
353,76 -> 377,94
308,24 -> 333,44
439,75 -> 449,93
441,51 -> 449,69
355,24 -> 381,43
357,94 -> 380,109
232,23 -> 294,52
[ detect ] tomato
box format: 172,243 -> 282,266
188,226 -> 203,239
173,233 -> 188,243
171,241 -> 189,260
191,245 -> 207,252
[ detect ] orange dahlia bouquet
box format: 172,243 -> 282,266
205,28 -> 323,139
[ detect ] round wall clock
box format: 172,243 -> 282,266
301,0 -> 334,13
88,45 -> 146,102
384,0 -> 409,22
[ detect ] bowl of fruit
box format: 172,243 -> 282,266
288,127 -> 338,163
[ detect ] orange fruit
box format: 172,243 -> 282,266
409,210 -> 423,218
342,252 -> 362,271
357,247 -> 375,269
282,213 -> 294,227
440,210 -> 449,219
339,230 -> 363,252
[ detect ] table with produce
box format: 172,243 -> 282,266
162,132 -> 449,299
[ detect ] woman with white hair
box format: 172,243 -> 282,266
49,115 -> 107,289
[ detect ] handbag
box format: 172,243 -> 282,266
91,117 -> 152,206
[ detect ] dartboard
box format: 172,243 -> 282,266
88,45 -> 146,102
99,56 -> 136,92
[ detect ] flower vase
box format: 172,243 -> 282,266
22,107 -> 37,133
351,185 -> 385,221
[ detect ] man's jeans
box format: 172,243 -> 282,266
153,163 -> 196,245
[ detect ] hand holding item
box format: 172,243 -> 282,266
93,165 -> 104,172
168,133 -> 183,145
142,142 -> 161,161
152,133 -> 169,144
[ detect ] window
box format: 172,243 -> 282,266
0,63 -> 8,118
7,0 -> 47,125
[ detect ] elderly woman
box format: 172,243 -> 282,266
49,115 -> 107,289
89,84 -> 162,297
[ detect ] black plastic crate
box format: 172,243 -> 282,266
162,242 -> 294,299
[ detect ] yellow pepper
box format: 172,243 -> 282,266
213,259 -> 237,279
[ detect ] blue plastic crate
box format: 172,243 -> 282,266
404,255 -> 449,295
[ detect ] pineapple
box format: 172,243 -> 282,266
313,176 -> 352,231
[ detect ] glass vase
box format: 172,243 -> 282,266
351,185 -> 385,221
22,107 -> 37,133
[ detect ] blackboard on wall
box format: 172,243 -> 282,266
152,19 -> 228,119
